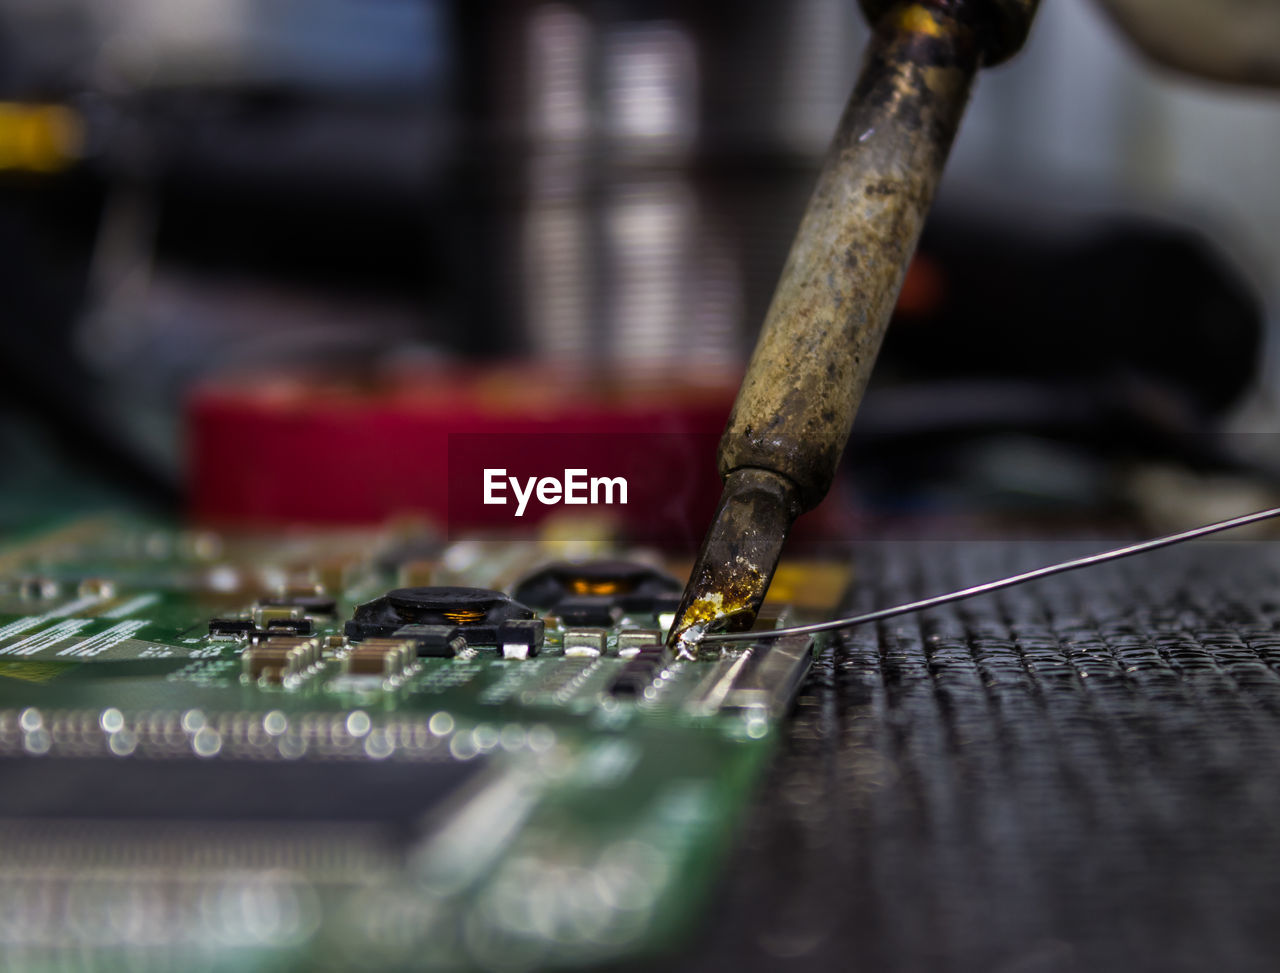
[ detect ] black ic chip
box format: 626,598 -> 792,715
0,754 -> 487,845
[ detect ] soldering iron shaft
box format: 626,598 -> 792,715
669,1 -> 1039,653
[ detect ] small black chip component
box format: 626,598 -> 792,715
609,645 -> 670,698
393,623 -> 465,658
259,595 -> 338,615
498,619 -> 545,660
19,577 -> 58,600
209,617 -> 255,638
649,592 -> 681,616
555,596 -> 619,627
514,561 -> 681,622
608,671 -> 649,697
346,586 -> 534,645
0,754 -> 488,845
264,617 -> 314,636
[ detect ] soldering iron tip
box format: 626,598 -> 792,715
666,468 -> 800,655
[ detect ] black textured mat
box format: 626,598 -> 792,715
690,540 -> 1280,973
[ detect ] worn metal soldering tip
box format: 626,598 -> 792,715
666,468 -> 801,658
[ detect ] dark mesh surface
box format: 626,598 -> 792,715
687,540 -> 1280,973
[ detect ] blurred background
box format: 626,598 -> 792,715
0,0 -> 1277,540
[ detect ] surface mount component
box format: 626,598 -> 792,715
345,586 -> 534,644
253,605 -> 314,636
610,640 -> 673,697
208,616 -> 255,639
563,628 -> 608,658
344,637 -> 416,677
242,636 -> 320,684
17,577 -> 59,600
499,618 -> 546,660
0,754 -> 487,832
393,624 -> 468,658
259,594 -> 337,615
514,560 -> 680,626
617,629 -> 663,658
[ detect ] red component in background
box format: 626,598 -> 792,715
188,364 -> 740,546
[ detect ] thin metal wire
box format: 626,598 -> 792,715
699,506 -> 1280,644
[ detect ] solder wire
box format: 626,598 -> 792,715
699,506 -> 1280,644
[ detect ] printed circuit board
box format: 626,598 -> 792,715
0,519 -> 844,971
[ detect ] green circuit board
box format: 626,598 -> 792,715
0,520 -> 839,971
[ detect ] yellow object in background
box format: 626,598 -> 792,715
763,562 -> 851,612
0,103 -> 83,172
